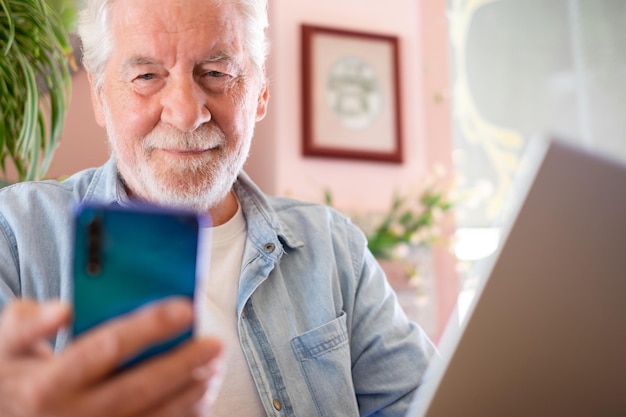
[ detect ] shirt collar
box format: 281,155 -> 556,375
234,171 -> 304,252
83,159 -> 303,251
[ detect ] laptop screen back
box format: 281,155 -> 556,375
408,138 -> 626,417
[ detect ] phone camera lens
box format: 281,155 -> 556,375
87,215 -> 102,276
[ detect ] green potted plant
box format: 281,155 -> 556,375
363,183 -> 454,260
325,172 -> 455,259
324,170 -> 456,286
0,0 -> 77,183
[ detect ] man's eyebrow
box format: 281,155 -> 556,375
199,50 -> 234,64
121,56 -> 162,74
119,52 -> 235,75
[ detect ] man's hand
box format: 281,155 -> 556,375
0,298 -> 223,417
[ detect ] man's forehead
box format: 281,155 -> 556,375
108,2 -> 246,54
109,0 -> 240,32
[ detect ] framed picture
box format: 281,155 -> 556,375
301,24 -> 403,163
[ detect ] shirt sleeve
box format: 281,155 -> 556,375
0,211 -> 20,309
347,229 -> 439,416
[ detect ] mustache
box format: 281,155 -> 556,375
142,123 -> 226,152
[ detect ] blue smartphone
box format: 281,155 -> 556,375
72,203 -> 201,369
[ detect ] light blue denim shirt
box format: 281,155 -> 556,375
0,158 -> 436,417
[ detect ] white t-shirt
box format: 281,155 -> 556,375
196,202 -> 266,416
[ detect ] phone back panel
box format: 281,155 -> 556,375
72,204 -> 200,366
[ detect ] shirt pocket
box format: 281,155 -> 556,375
290,312 -> 359,417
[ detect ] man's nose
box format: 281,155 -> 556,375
160,77 -> 211,132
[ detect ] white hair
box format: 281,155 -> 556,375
77,0 -> 269,89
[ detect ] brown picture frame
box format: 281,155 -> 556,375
301,24 -> 403,163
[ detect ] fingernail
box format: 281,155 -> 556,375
192,364 -> 212,380
164,298 -> 193,322
192,354 -> 226,381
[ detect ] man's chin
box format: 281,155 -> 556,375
118,157 -> 236,212
141,174 -> 228,213
142,189 -> 212,212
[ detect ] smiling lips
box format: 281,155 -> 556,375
167,149 -> 207,154
159,146 -> 216,156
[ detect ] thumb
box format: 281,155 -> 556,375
0,299 -> 71,355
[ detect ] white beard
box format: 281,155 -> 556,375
103,107 -> 250,213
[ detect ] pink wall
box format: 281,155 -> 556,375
420,0 -> 458,341
46,70 -> 109,179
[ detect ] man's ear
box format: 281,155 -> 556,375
87,73 -> 107,128
255,79 -> 270,122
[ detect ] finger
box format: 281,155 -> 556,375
135,359 -> 219,417
138,381 -> 209,417
56,297 -> 195,388
71,337 -> 223,417
0,299 -> 70,355
25,339 -> 56,358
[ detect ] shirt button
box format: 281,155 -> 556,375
264,242 -> 276,253
272,398 -> 282,411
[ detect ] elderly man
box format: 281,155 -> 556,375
0,0 -> 436,416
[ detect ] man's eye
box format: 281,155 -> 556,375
137,73 -> 156,81
204,70 -> 225,78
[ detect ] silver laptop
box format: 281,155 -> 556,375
407,137 -> 626,417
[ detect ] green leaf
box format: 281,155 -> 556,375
0,0 -> 74,181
